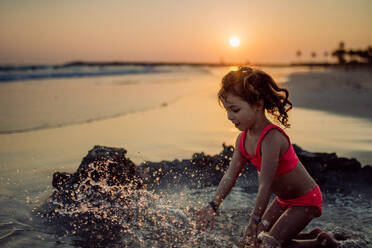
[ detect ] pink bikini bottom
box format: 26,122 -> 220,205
276,185 -> 322,217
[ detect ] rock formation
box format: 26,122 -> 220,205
40,144 -> 371,247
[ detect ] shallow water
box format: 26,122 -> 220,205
1,184 -> 371,247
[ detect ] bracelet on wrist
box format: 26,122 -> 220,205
208,201 -> 218,213
251,213 -> 261,223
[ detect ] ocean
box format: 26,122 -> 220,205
0,64 -> 371,247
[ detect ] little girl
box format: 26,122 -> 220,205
196,67 -> 339,248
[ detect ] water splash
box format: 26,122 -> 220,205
38,169 -> 239,247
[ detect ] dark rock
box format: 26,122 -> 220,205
138,143 -> 243,190
41,145 -> 143,245
50,144 -> 372,198
139,143 -> 371,193
52,172 -> 72,190
64,145 -> 141,189
293,144 -> 372,194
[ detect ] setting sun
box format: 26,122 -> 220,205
229,37 -> 240,47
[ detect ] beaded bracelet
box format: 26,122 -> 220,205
250,213 -> 269,228
251,213 -> 262,223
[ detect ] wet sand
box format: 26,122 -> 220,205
283,67 -> 372,121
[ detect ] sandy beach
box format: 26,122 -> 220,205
284,67 -> 372,121
0,65 -> 371,247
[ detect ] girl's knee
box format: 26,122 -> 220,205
257,232 -> 283,248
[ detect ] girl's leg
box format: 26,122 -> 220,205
259,199 -> 285,233
265,206 -> 319,247
295,228 -> 322,239
288,231 -> 339,248
260,200 -> 321,239
286,238 -> 320,248
316,232 -> 339,248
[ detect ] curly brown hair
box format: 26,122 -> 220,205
218,67 -> 292,128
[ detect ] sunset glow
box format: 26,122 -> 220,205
229,37 -> 240,48
0,0 -> 371,64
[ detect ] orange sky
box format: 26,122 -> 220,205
0,0 -> 371,65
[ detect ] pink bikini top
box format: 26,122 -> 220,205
239,124 -> 299,177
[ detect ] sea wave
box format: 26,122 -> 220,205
0,64 -> 172,82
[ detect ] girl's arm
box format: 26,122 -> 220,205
250,130 -> 281,220
210,134 -> 246,210
196,134 -> 246,231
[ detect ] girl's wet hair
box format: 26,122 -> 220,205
218,66 -> 292,128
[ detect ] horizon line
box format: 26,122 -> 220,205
1,60 -> 365,68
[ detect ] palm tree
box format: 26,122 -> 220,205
295,50 -> 302,63
311,52 -> 317,58
332,41 -> 346,64
296,50 -> 302,58
324,51 -> 329,63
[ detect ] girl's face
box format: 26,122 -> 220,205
221,93 -> 260,131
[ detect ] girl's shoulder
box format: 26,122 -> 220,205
260,126 -> 290,155
263,128 -> 287,143
261,124 -> 290,142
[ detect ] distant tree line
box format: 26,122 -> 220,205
295,42 -> 372,64
332,41 -> 372,64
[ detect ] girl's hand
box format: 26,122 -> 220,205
195,204 -> 216,232
240,220 -> 259,248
